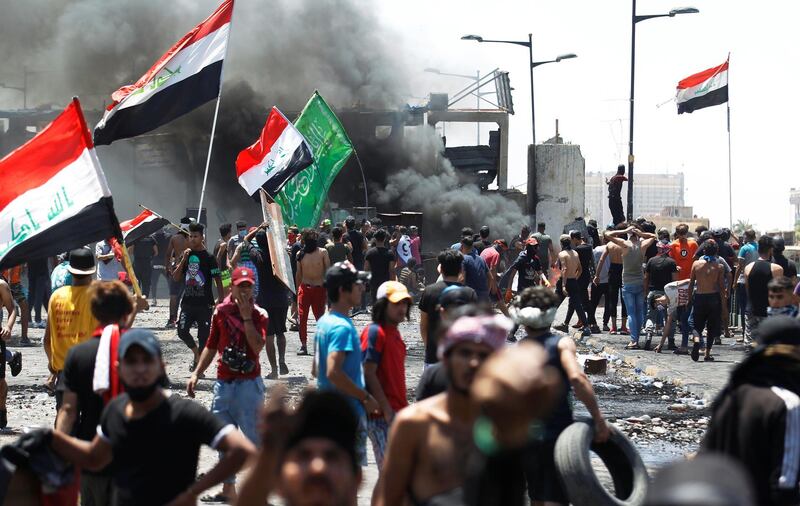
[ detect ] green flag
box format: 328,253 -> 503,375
275,92 -> 353,229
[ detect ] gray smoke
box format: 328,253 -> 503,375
0,0 -> 525,244
376,126 -> 525,249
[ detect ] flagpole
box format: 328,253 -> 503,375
726,53 -> 732,229
196,2 -> 236,223
353,149 -> 369,210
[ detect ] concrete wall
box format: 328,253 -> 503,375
530,143 -> 585,236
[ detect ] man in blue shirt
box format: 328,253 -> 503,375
460,237 -> 490,301
314,261 -> 380,467
733,229 -> 758,341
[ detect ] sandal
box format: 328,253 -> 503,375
200,494 -> 229,503
625,342 -> 639,350
619,328 -> 630,336
691,341 -> 701,362
704,355 -> 715,362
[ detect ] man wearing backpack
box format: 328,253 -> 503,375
360,281 -> 411,471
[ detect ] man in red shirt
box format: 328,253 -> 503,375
481,239 -> 510,315
361,281 -> 411,471
669,223 -> 699,281
187,266 -> 267,503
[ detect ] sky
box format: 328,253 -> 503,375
380,0 -> 799,231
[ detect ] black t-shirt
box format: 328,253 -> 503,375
365,247 -> 395,288
346,230 -> 366,269
645,256 -> 678,292
419,281 -> 473,364
99,394 -> 228,506
695,241 -> 737,270
415,363 -> 448,401
474,240 -> 490,254
256,243 -> 290,308
575,243 -> 595,282
644,241 -> 658,262
61,339 -> 105,439
28,258 -> 49,278
289,242 -> 303,278
133,237 -> 156,263
180,249 -> 219,307
152,231 -> 169,266
511,253 -> 543,291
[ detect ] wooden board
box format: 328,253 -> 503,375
260,190 -> 296,294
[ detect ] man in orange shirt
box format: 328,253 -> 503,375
669,224 -> 698,281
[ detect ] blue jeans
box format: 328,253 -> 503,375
668,305 -> 692,348
211,377 -> 265,483
621,284 -> 646,343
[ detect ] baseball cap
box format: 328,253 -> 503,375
376,281 -> 412,303
438,285 -> 477,309
118,328 -> 162,359
67,248 -> 96,276
438,315 -> 512,359
325,261 -> 370,289
231,266 -> 255,286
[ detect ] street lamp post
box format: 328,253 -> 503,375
627,2 -> 698,221
461,34 -> 576,225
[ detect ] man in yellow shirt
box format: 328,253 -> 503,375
44,248 -> 98,410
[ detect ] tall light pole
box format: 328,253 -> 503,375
424,67 -> 486,143
461,34 -> 576,225
628,3 -> 698,220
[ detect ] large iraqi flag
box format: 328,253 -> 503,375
676,59 -> 729,114
0,98 -> 120,270
235,107 -> 314,196
94,0 -> 233,145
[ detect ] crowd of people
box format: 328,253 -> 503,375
0,208 -> 799,505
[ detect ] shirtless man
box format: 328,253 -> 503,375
295,228 -> 330,355
594,224 -> 628,334
164,219 -> 190,328
377,314 -> 509,506
554,235 -> 591,337
0,277 -> 20,427
601,225 -> 657,349
687,239 -> 727,362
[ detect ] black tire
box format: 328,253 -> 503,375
554,420 -> 649,506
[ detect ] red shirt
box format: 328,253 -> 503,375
206,304 -> 268,380
360,323 -> 407,413
480,247 -> 500,271
669,239 -> 698,281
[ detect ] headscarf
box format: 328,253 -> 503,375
437,315 -> 512,359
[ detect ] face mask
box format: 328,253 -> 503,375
304,239 -> 318,252
768,305 -> 799,318
123,380 -> 159,402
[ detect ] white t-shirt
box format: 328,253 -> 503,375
95,241 -> 123,281
396,235 -> 412,265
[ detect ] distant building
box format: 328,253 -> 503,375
647,206 -> 709,236
791,187 -> 800,224
585,171 -> 685,227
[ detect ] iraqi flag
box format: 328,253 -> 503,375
0,98 -> 120,270
676,59 -> 729,114
120,208 -> 170,244
94,0 -> 233,145
235,107 -> 314,196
